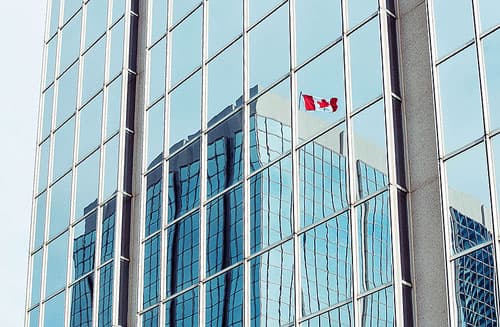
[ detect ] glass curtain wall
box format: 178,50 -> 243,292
26,0 -> 138,326
429,0 -> 500,325
139,0 -> 411,326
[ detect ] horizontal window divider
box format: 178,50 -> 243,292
202,261 -> 244,284
139,302 -> 161,316
449,240 -> 494,261
69,270 -> 94,288
298,297 -> 354,323
168,65 -> 203,94
165,135 -> 202,161
435,39 -> 475,66
394,183 -> 409,194
160,283 -> 199,306
479,23 -> 500,41
247,73 -> 291,104
401,280 -> 412,288
42,287 -> 66,305
145,95 -> 165,112
354,185 -> 390,207
293,36 -> 343,73
105,71 -> 123,87
297,207 -> 351,236
141,229 -> 162,244
392,93 -> 402,102
441,136 -> 484,162
205,33 -> 244,65
356,282 -> 394,300
203,105 -> 243,134
204,181 -> 244,205
345,12 -> 379,38
142,160 -> 163,177
350,95 -> 384,118
295,118 -> 347,151
147,34 -> 166,51
247,0 -> 288,33
247,149 -> 292,180
164,206 -> 201,230
244,234 -> 295,263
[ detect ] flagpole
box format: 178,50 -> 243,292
298,91 -> 302,111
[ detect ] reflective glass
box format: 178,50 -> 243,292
165,288 -> 199,326
29,306 -> 40,327
145,166 -> 163,237
172,0 -> 199,24
250,155 -> 293,253
38,139 -> 50,193
483,30 -> 500,131
357,192 -> 392,292
206,186 -> 243,276
143,235 -> 161,308
49,172 -> 72,238
72,213 -> 97,281
433,0 -> 474,58
148,38 -> 166,104
301,212 -> 351,315
249,79 -> 291,170
295,0 -> 342,64
207,0 -> 242,57
78,93 -> 103,160
297,43 -> 345,141
479,0 -> 500,32
205,265 -> 244,326
56,63 -> 79,126
84,0 -> 107,50
75,151 -> 100,218
82,38 -> 106,103
349,18 -> 382,110
348,0 -> 378,29
207,40 -> 243,126
451,246 -> 498,325
168,140 -> 201,220
146,101 -> 165,168
352,101 -> 388,199
249,0 -> 281,25
45,232 -> 69,297
251,240 -> 295,326
60,12 -> 82,72
360,287 -> 395,326
299,124 -> 348,227
103,136 -> 119,200
30,250 -> 44,307
43,291 -> 66,327
69,273 -> 94,327
143,306 -> 159,327
105,76 -> 122,138
249,4 -> 290,93
300,303 -> 353,326
171,8 -> 202,86
169,72 -> 201,149
42,86 -> 54,140
97,263 -> 113,327
166,211 -> 200,296
63,0 -> 81,22
34,192 -> 47,249
438,45 -> 483,153
112,0 -> 126,23
446,143 -> 493,255
48,0 -> 61,37
206,110 -> 243,198
101,200 -> 116,263
45,37 -> 58,87
150,0 -> 168,43
109,19 -> 125,80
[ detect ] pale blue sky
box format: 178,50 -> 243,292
0,1 -> 45,325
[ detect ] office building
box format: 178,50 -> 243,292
25,0 -> 500,326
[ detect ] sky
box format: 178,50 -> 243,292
0,1 -> 46,325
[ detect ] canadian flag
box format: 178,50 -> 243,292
302,93 -> 338,112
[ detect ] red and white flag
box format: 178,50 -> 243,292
302,94 -> 338,112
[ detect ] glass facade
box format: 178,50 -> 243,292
429,0 -> 500,325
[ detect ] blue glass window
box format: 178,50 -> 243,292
98,263 -> 113,327
143,235 -> 161,308
145,166 -> 163,237
165,288 -> 199,326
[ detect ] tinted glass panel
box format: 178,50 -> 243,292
49,172 -> 72,238
45,232 -> 69,297
165,288 -> 199,326
43,291 -> 66,327
97,263 -> 113,327
143,235 -> 161,308
30,250 -> 44,307
479,0 -> 500,32
45,37 -> 58,87
60,12 -> 82,72
53,118 -> 75,181
56,63 -> 79,126
105,76 -> 122,138
348,0 -> 377,29
82,38 -> 106,103
249,0 -> 281,25
48,0 -> 61,37
101,200 -> 116,263
38,139 -> 51,193
69,274 -> 94,327
148,38 -> 166,104
72,214 -> 97,280
150,0 -> 167,43
42,86 -> 54,140
78,93 -> 103,160
109,19 -> 125,80
103,136 -> 119,200
483,30 -> 500,131
75,151 -> 100,218
145,166 -> 163,237
207,0 -> 242,57
300,302 -> 353,326
172,0 -> 199,25
143,306 -> 159,327
29,306 -> 40,327
34,193 -> 47,249
146,101 -> 165,168
360,287 -> 395,326
84,0 -> 107,49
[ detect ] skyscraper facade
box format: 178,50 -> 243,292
25,0 -> 500,326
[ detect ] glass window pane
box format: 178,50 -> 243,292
165,288 -> 199,326
112,0 -> 126,23
251,240 -> 295,326
72,213 -> 97,281
297,43 -> 345,140
207,40 -> 243,126
150,0 -> 168,43
250,79 -> 291,170
172,0 -> 199,25
433,0 -> 474,58
171,8 -> 202,86
206,186 -> 243,276
349,18 -> 382,110
479,0 -> 500,32
34,192 -> 47,249
105,76 -> 122,138
38,139 -> 51,193
438,45 -> 483,153
360,287 -> 395,326
49,172 -> 72,238
48,0 -> 61,37
352,101 -> 388,199
146,101 -> 165,169
43,291 -> 66,327
56,62 -> 79,126
143,306 -> 159,327
249,0 -> 281,25
84,0 -> 107,49
208,0 -> 242,57
145,166 -> 163,237
250,155 -> 293,253
249,5 -> 290,94
143,235 -> 161,308
357,191 -> 392,292
446,143 -> 493,255
166,211 -> 200,296
78,93 -> 103,160
97,263 -> 113,327
301,213 -> 351,315
483,30 -> 500,131
82,38 -> 106,103
169,72 -> 201,149
101,200 -> 116,263
109,19 -> 125,80
205,265 -> 243,326
45,232 -> 69,297
45,36 -> 58,87
348,0 -> 378,29
60,12 -> 82,72
69,274 -> 94,326
42,86 -> 54,140
148,38 -> 166,105
300,303 -> 353,326
299,124 -> 348,228
103,136 -> 119,200
30,250 -> 44,307
295,0 -> 342,64
29,306 -> 40,327
75,151 -> 100,218
63,0 -> 81,22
